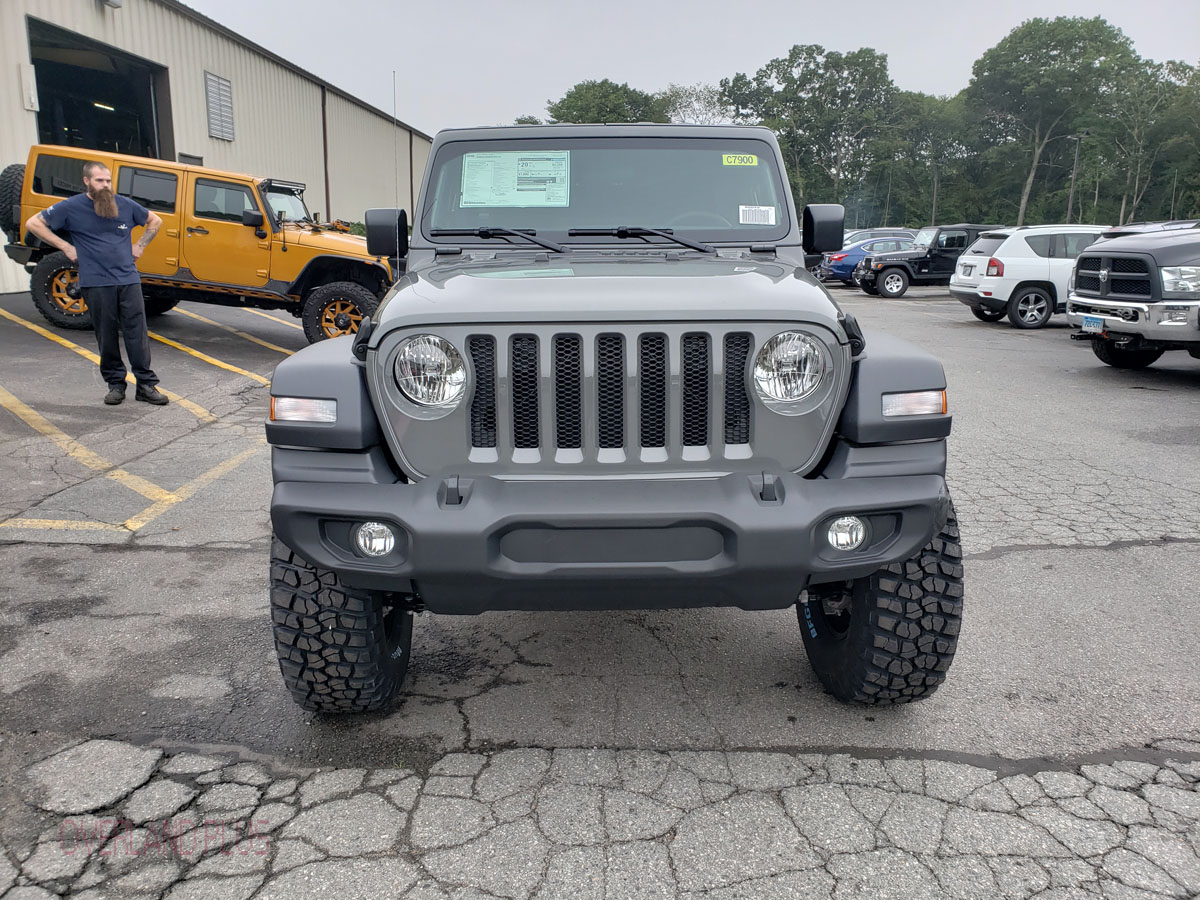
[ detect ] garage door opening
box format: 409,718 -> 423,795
28,18 -> 174,161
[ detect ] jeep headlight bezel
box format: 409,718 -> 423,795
753,331 -> 828,414
393,334 -> 466,410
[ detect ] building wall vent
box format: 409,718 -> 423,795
204,71 -> 234,141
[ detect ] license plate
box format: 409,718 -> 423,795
962,265 -> 973,276
1082,315 -> 1104,333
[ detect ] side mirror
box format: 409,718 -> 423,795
365,207 -> 409,258
242,209 -> 264,227
802,204 -> 845,254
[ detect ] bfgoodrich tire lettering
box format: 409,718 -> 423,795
799,505 -> 963,704
270,536 -> 413,713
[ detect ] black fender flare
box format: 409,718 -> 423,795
287,254 -> 392,298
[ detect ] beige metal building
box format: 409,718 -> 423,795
0,0 -> 432,293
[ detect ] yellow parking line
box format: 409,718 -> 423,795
0,383 -> 176,503
0,308 -> 216,423
0,517 -> 126,533
148,331 -> 271,385
242,307 -> 304,330
174,307 -> 295,355
124,441 -> 264,531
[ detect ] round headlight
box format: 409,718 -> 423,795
753,331 -> 826,408
394,335 -> 466,408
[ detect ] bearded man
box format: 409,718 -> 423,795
25,161 -> 168,406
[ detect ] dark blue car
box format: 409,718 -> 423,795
819,236 -> 915,284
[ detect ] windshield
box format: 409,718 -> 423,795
913,227 -> 937,249
422,136 -> 789,246
264,189 -> 310,223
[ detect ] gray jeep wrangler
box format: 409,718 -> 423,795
266,124 -> 963,713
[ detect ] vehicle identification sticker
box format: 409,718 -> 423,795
1081,315 -> 1104,333
722,153 -> 758,166
738,205 -> 776,225
460,151 -> 570,207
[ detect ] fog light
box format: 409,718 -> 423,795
827,516 -> 866,551
355,522 -> 395,557
1159,306 -> 1189,325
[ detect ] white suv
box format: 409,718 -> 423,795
950,225 -> 1107,328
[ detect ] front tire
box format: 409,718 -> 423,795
799,505 -> 963,705
31,252 -> 91,329
1091,339 -> 1163,369
270,536 -> 413,713
970,308 -> 1005,322
878,268 -> 909,298
302,281 -> 379,343
1007,287 -> 1053,329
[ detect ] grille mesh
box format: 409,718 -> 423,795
1077,275 -> 1101,292
468,337 -> 497,448
1111,278 -> 1151,296
1111,258 -> 1148,274
723,334 -> 752,445
681,334 -> 710,446
596,334 -> 624,449
554,336 -> 582,449
639,335 -> 667,448
511,335 -> 540,449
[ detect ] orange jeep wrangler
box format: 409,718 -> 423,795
1,146 -> 397,342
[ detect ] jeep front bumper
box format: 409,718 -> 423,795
271,465 -> 950,614
1066,293 -> 1200,342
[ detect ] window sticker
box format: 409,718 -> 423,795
460,151 -> 570,208
722,153 -> 758,166
739,205 -> 776,226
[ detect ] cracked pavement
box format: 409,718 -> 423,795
1,291 -> 1199,897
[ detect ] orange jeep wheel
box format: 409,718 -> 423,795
30,251 -> 92,330
301,281 -> 379,344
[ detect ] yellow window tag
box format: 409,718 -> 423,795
722,153 -> 758,166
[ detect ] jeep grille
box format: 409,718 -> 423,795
467,330 -> 753,456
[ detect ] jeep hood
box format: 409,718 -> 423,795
865,248 -> 926,262
371,253 -> 846,337
287,226 -> 375,258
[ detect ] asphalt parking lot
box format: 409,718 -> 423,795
1,284 -> 1198,898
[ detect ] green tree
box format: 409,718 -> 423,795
721,45 -> 895,204
660,82 -> 735,125
546,79 -> 669,124
513,115 -> 542,125
965,16 -> 1136,225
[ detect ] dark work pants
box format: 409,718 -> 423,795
83,283 -> 159,389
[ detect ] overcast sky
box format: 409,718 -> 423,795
187,0 -> 1200,137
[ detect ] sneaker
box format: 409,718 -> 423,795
135,386 -> 169,406
104,385 -> 126,405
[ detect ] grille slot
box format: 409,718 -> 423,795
596,334 -> 624,449
681,334 -> 710,446
1077,275 -> 1101,292
1111,278 -> 1151,296
468,337 -> 497,448
511,335 -> 540,449
723,334 -> 752,444
554,336 -> 582,449
1111,258 -> 1148,274
1077,256 -> 1102,273
639,335 -> 668,448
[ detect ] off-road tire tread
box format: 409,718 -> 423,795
31,251 -> 91,329
801,509 -> 963,705
0,163 -> 24,242
270,537 -> 410,713
1091,339 -> 1163,369
301,281 -> 379,344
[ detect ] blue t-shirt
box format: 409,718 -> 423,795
40,193 -> 149,288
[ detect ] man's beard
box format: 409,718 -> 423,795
91,188 -> 118,219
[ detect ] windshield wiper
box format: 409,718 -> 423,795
429,227 -> 566,253
567,226 -> 714,254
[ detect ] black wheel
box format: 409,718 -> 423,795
270,536 -> 413,713
877,268 -> 909,298
1007,287 -> 1053,329
31,251 -> 91,329
0,163 -> 24,242
799,504 -> 963,705
143,293 -> 179,316
861,284 -> 880,296
1091,339 -> 1163,369
970,308 -> 1005,322
301,281 -> 379,343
